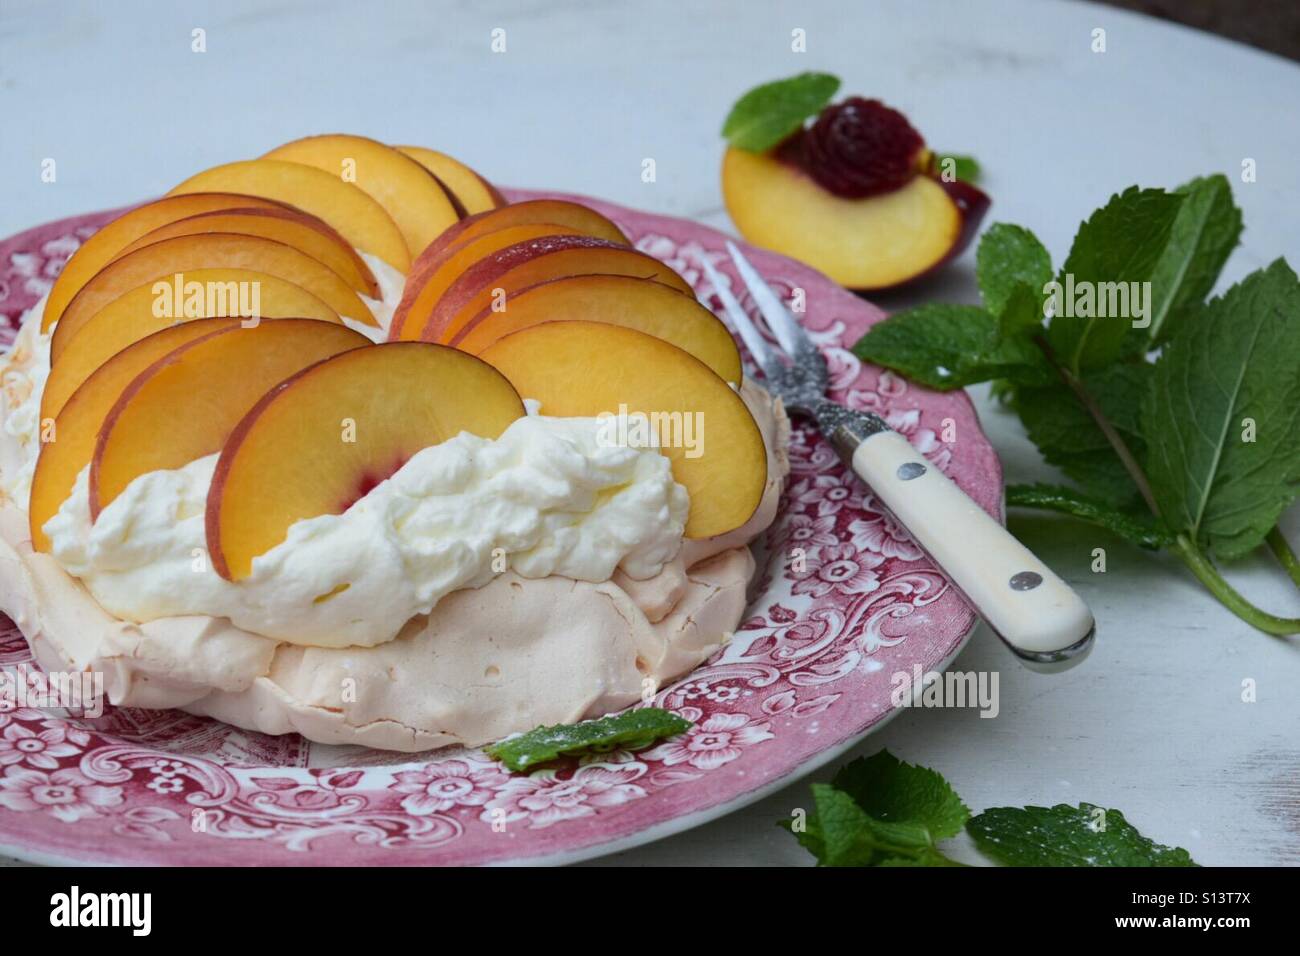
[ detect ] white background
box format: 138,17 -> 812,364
1,0 -> 1297,866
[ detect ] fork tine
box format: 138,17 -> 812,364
696,253 -> 778,371
725,240 -> 813,358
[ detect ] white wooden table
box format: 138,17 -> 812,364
2,0 -> 1297,867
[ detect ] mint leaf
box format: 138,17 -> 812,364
1143,259 -> 1300,559
997,282 -> 1048,338
968,803 -> 1199,867
831,750 -> 970,842
808,784 -> 892,866
1007,483 -> 1173,550
935,153 -> 981,184
1013,363 -> 1153,506
786,751 -> 968,866
796,782 -> 946,867
977,224 -> 1053,317
1046,187 -> 1184,374
1146,175 -> 1243,345
485,708 -> 691,772
722,72 -> 840,152
877,850 -> 967,867
852,304 -> 1053,390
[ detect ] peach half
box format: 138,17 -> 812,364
50,233 -> 375,363
169,159 -> 410,271
396,146 -> 506,216
416,236 -> 692,344
88,319 -> 369,519
41,269 -> 341,422
455,274 -> 743,384
721,146 -> 989,290
479,320 -> 765,539
40,193 -> 288,332
207,343 -> 525,580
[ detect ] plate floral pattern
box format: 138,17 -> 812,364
0,190 -> 1000,865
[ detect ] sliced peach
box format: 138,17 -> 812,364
41,270 -> 341,421
207,343 -> 524,580
263,135 -> 459,258
51,233 -> 375,360
418,236 -> 693,344
456,275 -> 743,384
89,319 -> 368,518
41,193 -> 288,332
395,146 -> 506,215
722,146 -> 988,290
29,318 -> 243,551
411,200 -> 628,284
479,321 -> 765,538
115,207 -> 378,297
169,159 -> 410,271
389,223 -> 585,341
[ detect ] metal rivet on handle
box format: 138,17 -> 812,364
1009,571 -> 1043,591
896,462 -> 927,481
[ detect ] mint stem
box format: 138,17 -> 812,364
1173,535 -> 1300,636
1265,527 -> 1300,591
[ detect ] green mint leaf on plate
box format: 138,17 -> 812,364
722,72 -> 840,152
977,223 -> 1053,317
1006,483 -> 1173,550
1046,186 -> 1183,375
1014,362 -> 1153,507
1145,174 -> 1243,345
934,153 -> 981,184
485,707 -> 691,772
831,750 -> 970,842
1143,258 -> 1300,559
852,304 -> 1053,390
968,803 -> 1199,867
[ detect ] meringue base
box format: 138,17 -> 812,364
0,383 -> 789,753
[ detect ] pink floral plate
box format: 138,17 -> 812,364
0,190 -> 1001,866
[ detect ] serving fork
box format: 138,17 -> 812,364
698,243 -> 1095,673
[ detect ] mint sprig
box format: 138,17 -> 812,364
485,707 -> 691,772
722,72 -> 840,152
785,749 -> 1197,867
784,752 -> 968,866
852,172 -> 1300,637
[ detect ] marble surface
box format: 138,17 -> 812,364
1,0 -> 1298,867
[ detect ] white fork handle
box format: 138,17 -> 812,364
851,430 -> 1095,672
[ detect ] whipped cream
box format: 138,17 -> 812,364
0,302 -> 52,505
45,414 -> 689,647
352,253 -> 405,340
